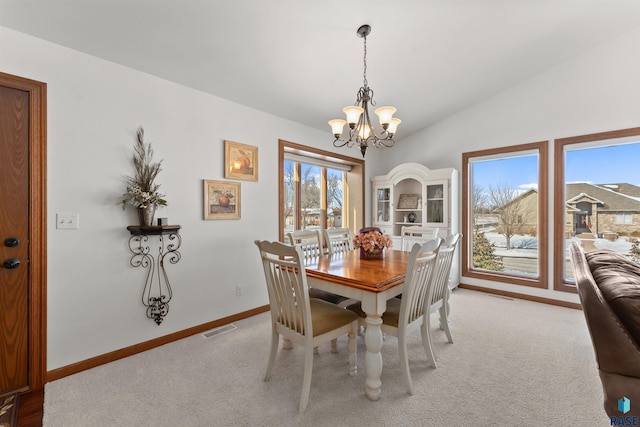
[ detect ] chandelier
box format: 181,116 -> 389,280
329,24 -> 401,157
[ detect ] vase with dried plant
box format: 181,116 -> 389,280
118,127 -> 168,226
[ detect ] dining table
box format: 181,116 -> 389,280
303,248 -> 410,401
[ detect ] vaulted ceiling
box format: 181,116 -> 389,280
2,1 -> 640,138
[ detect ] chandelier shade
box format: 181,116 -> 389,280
329,24 -> 400,157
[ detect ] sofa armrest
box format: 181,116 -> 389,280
568,242 -> 640,377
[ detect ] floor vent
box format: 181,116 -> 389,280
203,324 -> 237,338
487,293 -> 514,301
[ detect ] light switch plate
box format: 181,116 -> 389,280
56,213 -> 79,229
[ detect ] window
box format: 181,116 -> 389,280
616,214 -> 633,225
279,140 -> 364,242
300,163 -> 322,229
326,168 -> 345,228
462,141 -> 548,288
554,129 -> 640,292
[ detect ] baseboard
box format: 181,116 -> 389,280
47,305 -> 270,382
458,283 -> 581,310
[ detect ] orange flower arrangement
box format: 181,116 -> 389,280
353,227 -> 393,252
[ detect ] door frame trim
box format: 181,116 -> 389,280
0,71 -> 47,391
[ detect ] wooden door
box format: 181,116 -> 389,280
0,85 -> 30,394
0,72 -> 47,396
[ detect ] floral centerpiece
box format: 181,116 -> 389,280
353,227 -> 393,260
118,127 -> 167,226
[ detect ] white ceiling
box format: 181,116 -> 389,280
2,1 -> 640,138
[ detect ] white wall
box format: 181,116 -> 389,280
386,26 -> 640,303
0,26 -> 365,370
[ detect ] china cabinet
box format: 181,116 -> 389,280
372,163 -> 458,237
371,163 -> 459,285
371,163 -> 460,288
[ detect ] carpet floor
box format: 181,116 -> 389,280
43,288 -> 607,426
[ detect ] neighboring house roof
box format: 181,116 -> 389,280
492,189 -> 537,212
565,203 -> 580,212
598,183 -> 640,197
565,182 -> 640,212
566,192 -> 604,205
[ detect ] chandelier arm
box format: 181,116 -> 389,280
376,138 -> 395,148
363,102 -> 375,139
333,137 -> 353,148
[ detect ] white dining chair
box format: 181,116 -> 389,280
287,229 -> 348,352
427,233 -> 461,352
323,227 -> 354,254
400,226 -> 440,251
347,238 -> 442,395
288,229 -> 348,304
255,240 -> 358,412
286,229 -> 323,259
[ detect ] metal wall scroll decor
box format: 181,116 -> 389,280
127,225 -> 182,325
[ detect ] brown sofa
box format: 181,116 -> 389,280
569,242 -> 640,418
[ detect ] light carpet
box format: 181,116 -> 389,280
43,289 -> 606,426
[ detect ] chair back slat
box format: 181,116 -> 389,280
287,229 -> 323,259
256,240 -> 311,336
323,227 -> 354,254
400,238 -> 442,326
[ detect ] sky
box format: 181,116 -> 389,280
472,154 -> 538,191
565,142 -> 640,185
472,141 -> 640,191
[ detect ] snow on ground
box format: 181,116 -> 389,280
483,232 -> 634,258
593,237 -> 633,253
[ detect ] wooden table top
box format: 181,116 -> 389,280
304,249 -> 410,292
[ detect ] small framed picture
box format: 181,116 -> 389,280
398,194 -> 419,209
203,180 -> 241,220
224,140 -> 258,181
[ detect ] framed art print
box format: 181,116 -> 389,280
398,194 -> 419,209
224,140 -> 258,181
204,179 -> 241,220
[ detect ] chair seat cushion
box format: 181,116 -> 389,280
586,249 -> 640,345
309,288 -> 348,305
309,299 -> 358,337
345,298 -> 402,328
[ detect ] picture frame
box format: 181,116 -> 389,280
224,140 -> 258,181
203,180 -> 241,220
398,194 -> 419,209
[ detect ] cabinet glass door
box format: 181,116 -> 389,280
376,187 -> 391,224
426,182 -> 445,225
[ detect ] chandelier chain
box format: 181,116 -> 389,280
362,34 -> 368,88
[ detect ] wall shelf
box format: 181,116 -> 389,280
127,225 -> 182,325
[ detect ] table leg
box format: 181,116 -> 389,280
363,313 -> 383,400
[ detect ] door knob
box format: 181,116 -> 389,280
2,258 -> 20,269
4,237 -> 19,247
